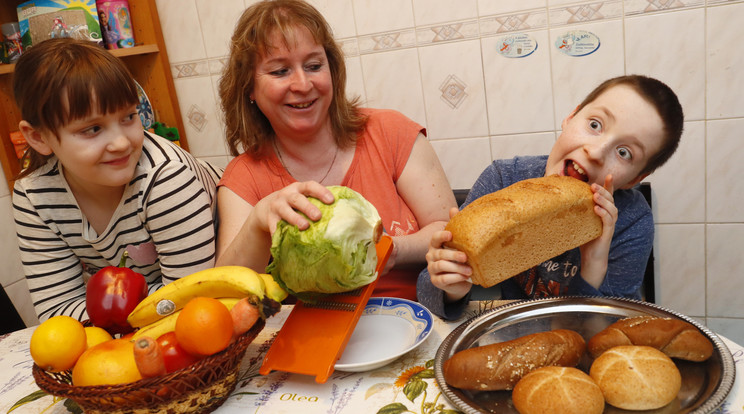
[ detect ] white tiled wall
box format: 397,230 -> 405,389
2,0 -> 743,345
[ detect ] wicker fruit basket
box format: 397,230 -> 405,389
33,319 -> 265,414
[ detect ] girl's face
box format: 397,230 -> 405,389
545,84 -> 665,189
252,26 -> 333,141
41,104 -> 144,193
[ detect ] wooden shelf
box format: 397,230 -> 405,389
0,64 -> 14,76
0,0 -> 187,192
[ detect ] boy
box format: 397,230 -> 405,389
418,75 -> 684,320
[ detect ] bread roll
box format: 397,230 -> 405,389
590,345 -> 682,410
442,329 -> 585,391
588,315 -> 714,361
445,176 -> 601,287
512,366 -> 604,414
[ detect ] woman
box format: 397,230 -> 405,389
216,0 -> 455,301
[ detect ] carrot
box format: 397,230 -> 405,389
230,297 -> 260,338
133,336 -> 167,378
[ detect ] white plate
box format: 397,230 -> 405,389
335,297 -> 433,372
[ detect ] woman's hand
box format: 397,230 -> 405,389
579,174 -> 618,288
425,208 -> 473,302
216,181 -> 333,269
252,181 -> 334,234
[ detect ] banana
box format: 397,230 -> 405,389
259,273 -> 289,303
131,297 -> 241,341
127,266 -> 266,328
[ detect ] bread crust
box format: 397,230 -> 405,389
512,366 -> 605,414
590,345 -> 682,410
445,176 -> 602,287
587,316 -> 714,361
441,329 -> 586,391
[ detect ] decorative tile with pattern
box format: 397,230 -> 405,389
549,1 -> 623,26
358,29 -> 416,55
173,61 -> 210,79
439,75 -> 468,109
416,21 -> 479,45
187,105 -> 207,132
479,11 -> 547,36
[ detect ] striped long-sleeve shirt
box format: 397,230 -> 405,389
13,132 -> 223,322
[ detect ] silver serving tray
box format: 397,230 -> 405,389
434,296 -> 735,414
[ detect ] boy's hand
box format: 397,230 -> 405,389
425,208 -> 473,302
580,175 -> 617,288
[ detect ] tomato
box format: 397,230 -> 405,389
156,332 -> 203,373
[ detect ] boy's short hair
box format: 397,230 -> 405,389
574,75 -> 684,175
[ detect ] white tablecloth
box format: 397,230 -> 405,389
1,301 -> 742,413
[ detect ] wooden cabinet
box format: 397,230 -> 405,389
0,0 -> 188,191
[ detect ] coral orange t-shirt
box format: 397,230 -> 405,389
218,108 -> 424,301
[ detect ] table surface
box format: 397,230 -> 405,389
1,300 -> 742,414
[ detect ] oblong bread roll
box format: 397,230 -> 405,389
445,175 -> 602,287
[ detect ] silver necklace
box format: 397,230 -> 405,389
274,140 -> 339,184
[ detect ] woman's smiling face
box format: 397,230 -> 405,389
545,84 -> 665,190
251,26 -> 333,141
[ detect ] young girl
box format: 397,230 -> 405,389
12,38 -> 222,322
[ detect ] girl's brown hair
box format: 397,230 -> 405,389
574,75 -> 684,176
13,38 -> 139,178
219,0 -> 367,157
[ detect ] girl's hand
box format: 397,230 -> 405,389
251,181 -> 334,235
579,174 -> 618,288
425,208 -> 473,302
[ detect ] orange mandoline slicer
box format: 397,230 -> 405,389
259,235 -> 393,383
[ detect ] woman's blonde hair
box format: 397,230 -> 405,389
219,0 -> 367,157
13,38 -> 139,179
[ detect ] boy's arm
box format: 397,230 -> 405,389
579,177 -> 617,288
416,266 -> 471,320
568,190 -> 652,298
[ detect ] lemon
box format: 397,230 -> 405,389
84,326 -> 113,349
72,338 -> 143,386
30,316 -> 87,372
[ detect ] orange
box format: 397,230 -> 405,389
84,326 -> 113,349
30,316 -> 87,372
72,338 -> 143,386
175,297 -> 233,356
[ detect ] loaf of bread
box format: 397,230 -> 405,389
587,315 -> 714,361
444,176 -> 602,287
441,329 -> 586,391
512,366 -> 605,414
590,345 -> 682,410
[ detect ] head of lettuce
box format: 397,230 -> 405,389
266,186 -> 383,301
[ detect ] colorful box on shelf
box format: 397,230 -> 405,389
95,0 -> 134,49
16,0 -> 104,49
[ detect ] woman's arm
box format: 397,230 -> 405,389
390,133 -> 457,270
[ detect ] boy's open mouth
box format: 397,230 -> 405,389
564,160 -> 589,182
